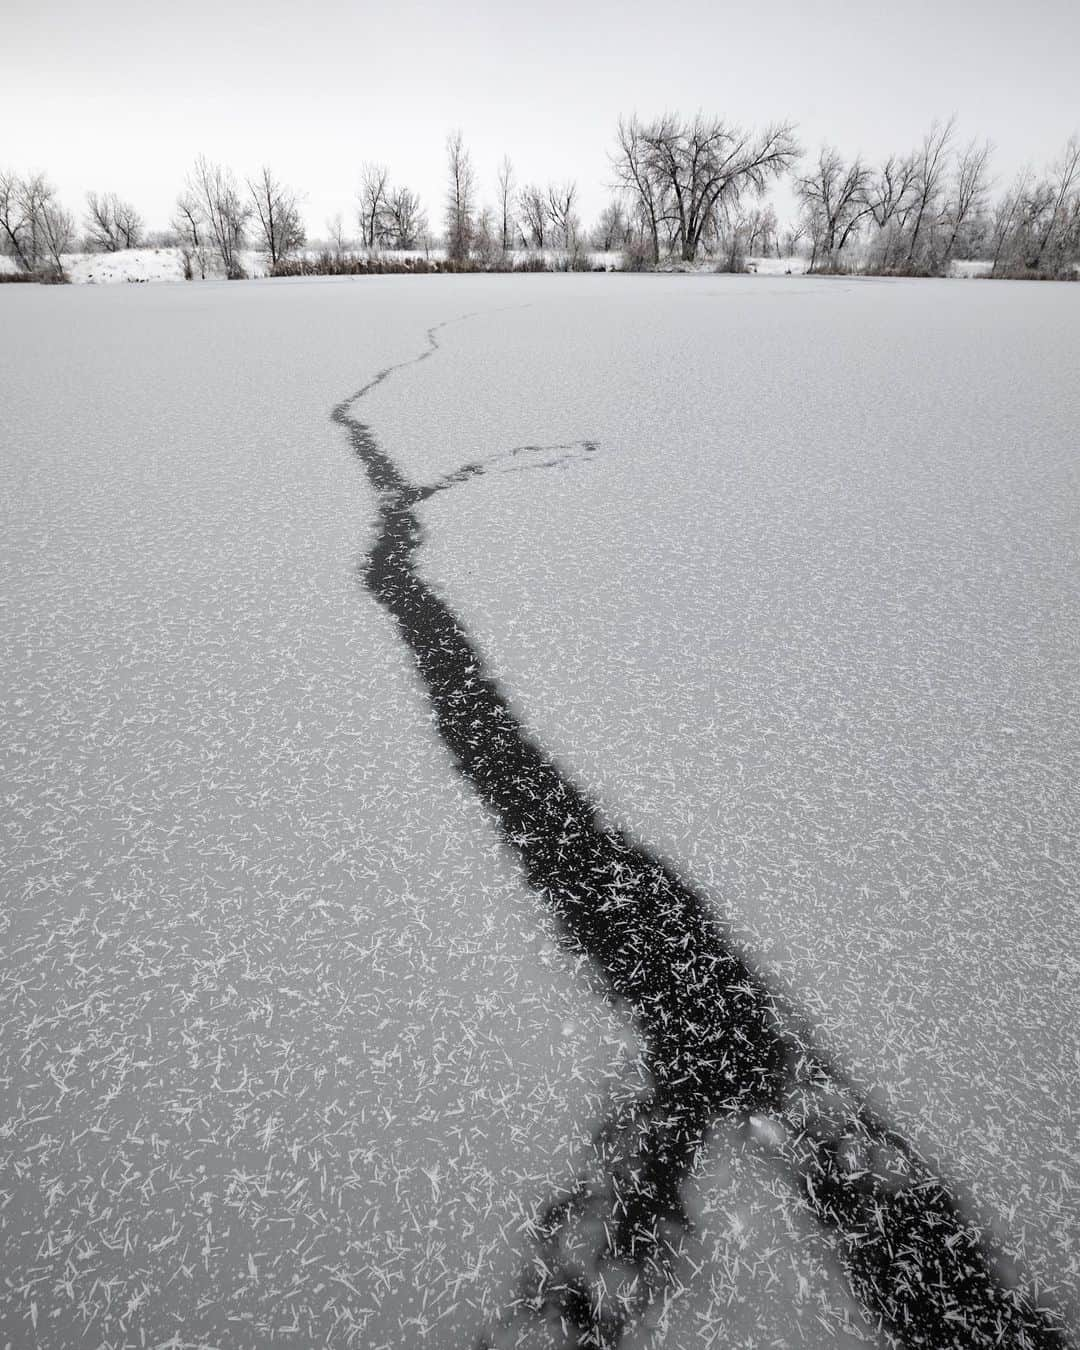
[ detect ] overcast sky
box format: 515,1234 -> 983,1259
4,0 -> 1078,241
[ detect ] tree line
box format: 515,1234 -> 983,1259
3,116 -> 1078,280
792,119 -> 1080,276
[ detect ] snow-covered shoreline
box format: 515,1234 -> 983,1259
1,245 -> 1033,286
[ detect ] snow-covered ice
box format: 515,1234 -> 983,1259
1,274 -> 1078,1347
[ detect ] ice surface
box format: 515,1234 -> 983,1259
2,274 -> 1078,1346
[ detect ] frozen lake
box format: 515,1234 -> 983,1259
2,274 -> 1078,1348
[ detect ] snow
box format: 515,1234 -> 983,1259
747,254 -> 809,275
2,274 -> 1078,1346
64,245 -> 191,283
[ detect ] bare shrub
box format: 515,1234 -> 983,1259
512,253 -> 550,272
620,232 -> 654,271
270,253 -> 474,278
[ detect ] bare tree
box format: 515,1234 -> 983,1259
613,113 -> 798,262
113,197 -> 142,249
796,147 -> 875,270
40,199 -> 75,273
385,186 -> 427,250
85,191 -> 143,252
612,117 -> 664,264
445,130 -> 476,262
1,170 -> 35,269
496,155 -> 515,252
326,212 -> 349,257
781,219 -> 808,258
188,157 -> 251,278
904,117 -> 956,268
591,198 -> 630,251
20,174 -> 54,270
172,192 -> 209,279
358,162 -> 390,250
712,200 -> 754,272
863,153 -> 919,270
472,206 -> 504,267
546,181 -> 579,250
987,169 -> 1031,274
760,204 -> 781,257
1028,135 -> 1080,270
85,190 -> 118,251
517,183 -> 548,249
0,171 -> 71,273
940,139 -> 992,268
744,202 -> 779,257
870,154 -> 918,231
248,166 -> 305,265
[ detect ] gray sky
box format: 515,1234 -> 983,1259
4,0 -> 1078,240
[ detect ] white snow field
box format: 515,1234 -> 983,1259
1,274 -> 1078,1348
